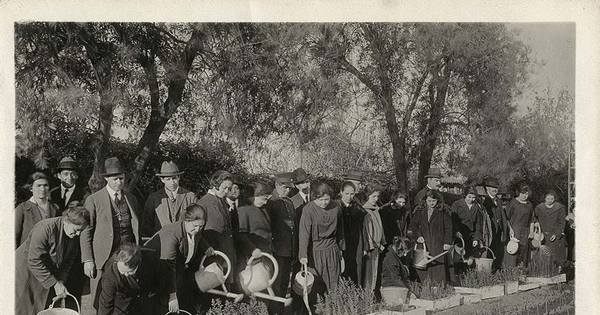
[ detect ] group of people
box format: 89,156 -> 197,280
14,156 -> 572,315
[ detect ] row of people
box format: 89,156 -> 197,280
15,156 -> 570,315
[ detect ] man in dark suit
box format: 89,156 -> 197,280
81,157 -> 142,308
481,178 -> 508,272
50,156 -> 88,211
96,243 -> 161,315
225,174 -> 244,234
142,161 -> 197,238
267,173 -> 296,314
344,169 -> 367,204
414,168 -> 445,207
49,156 -> 88,309
289,168 -> 311,314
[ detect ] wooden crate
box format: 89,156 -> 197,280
526,273 -> 567,286
367,306 -> 426,315
460,293 -> 482,305
454,284 -> 505,299
504,281 -> 519,295
518,282 -> 541,291
410,294 -> 461,311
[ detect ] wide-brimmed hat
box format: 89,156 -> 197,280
155,161 -> 184,177
344,169 -> 363,181
275,172 -> 294,188
57,156 -> 79,171
484,178 -> 500,188
424,168 -> 442,179
292,168 -> 309,183
101,157 -> 126,177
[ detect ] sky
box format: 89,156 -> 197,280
508,23 -> 575,115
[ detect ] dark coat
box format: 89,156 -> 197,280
144,221 -> 211,302
197,193 -> 237,276
15,200 -> 59,248
267,191 -> 297,258
81,187 -> 142,270
97,253 -> 161,315
379,203 -> 410,245
142,187 -> 197,238
50,183 -> 88,212
408,204 -> 452,284
337,199 -> 366,285
15,217 -> 80,315
290,192 -> 308,262
237,204 -> 273,259
381,246 -> 410,288
482,195 -> 509,242
533,202 -> 567,265
450,199 -> 483,250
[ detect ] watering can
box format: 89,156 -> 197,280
531,222 -> 544,249
293,262 -> 315,315
474,246 -> 496,273
453,234 -> 466,259
195,250 -> 244,302
240,252 -> 293,306
37,294 -> 80,315
413,240 -> 449,270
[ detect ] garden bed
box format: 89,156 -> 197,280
504,280 -> 519,295
460,293 -> 482,305
526,273 -> 566,286
518,282 -> 541,291
454,284 -> 505,300
410,294 -> 461,312
367,304 -> 426,315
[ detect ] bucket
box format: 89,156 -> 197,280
380,286 -> 409,306
195,250 -> 231,292
37,294 -> 80,315
474,246 -> 496,272
412,241 -> 428,266
293,263 -> 315,296
164,311 -> 192,315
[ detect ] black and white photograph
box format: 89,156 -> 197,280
2,1 -> 599,315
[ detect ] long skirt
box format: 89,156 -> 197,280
363,250 -> 380,291
312,245 -> 342,291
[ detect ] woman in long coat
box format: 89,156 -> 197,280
504,184 -> 534,268
337,181 -> 366,286
533,190 -> 567,269
15,206 -> 90,315
298,183 -> 345,292
15,172 -> 59,248
361,184 -> 386,291
408,190 -> 452,285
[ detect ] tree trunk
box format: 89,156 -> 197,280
380,87 -> 409,193
417,62 -> 450,189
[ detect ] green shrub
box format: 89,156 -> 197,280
315,278 -> 381,315
206,298 -> 268,315
408,278 -> 454,300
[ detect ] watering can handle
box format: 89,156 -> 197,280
200,250 -> 232,280
164,310 -> 193,315
481,246 -> 496,259
49,293 -> 80,314
246,252 -> 279,286
413,239 -> 427,252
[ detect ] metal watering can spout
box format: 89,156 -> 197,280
413,239 -> 449,270
240,252 -> 292,306
195,250 -> 244,302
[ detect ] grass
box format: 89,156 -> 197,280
315,278 -> 381,315
495,265 -> 524,282
459,269 -> 503,288
527,257 -> 561,278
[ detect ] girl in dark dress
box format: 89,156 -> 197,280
408,190 -> 452,284
533,190 -> 567,270
379,191 -> 409,245
337,181 -> 367,286
504,184 -> 534,268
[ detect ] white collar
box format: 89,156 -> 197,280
106,185 -> 122,200
61,184 -> 75,192
226,198 -> 238,208
299,191 -> 308,201
165,186 -> 179,196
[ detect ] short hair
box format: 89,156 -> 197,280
425,190 -> 442,200
364,183 -> 384,198
209,170 -> 232,189
518,184 -> 530,194
390,190 -> 406,201
116,243 -> 142,269
464,186 -> 478,197
183,204 -> 206,221
544,190 -> 558,200
25,172 -> 49,190
340,181 -> 356,192
312,183 -> 333,199
63,206 -> 90,226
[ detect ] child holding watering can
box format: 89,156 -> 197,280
407,190 -> 453,285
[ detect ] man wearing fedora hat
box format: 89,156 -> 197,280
49,156 -> 89,310
482,177 -> 508,271
80,157 -> 142,307
344,169 -> 367,204
142,161 -> 198,238
50,156 -> 88,211
225,174 -> 244,234
414,168 -> 445,207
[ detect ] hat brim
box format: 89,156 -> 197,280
344,176 -> 362,181
101,171 -> 125,177
425,175 -> 441,179
155,171 -> 185,177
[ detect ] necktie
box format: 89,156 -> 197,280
62,188 -> 69,206
115,192 -> 122,206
